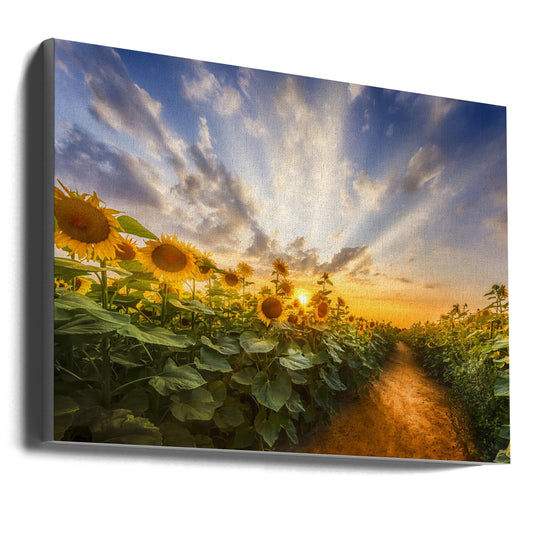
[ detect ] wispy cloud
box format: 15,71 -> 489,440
403,144 -> 445,192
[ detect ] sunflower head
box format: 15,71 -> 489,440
138,234 -> 200,284
337,296 -> 346,307
237,262 -> 254,279
257,294 -> 286,326
278,280 -> 294,298
195,251 -> 217,281
115,236 -> 138,262
347,314 -> 356,324
315,301 -> 330,322
54,181 -> 122,262
272,258 -> 289,277
73,276 -> 92,295
220,269 -> 240,289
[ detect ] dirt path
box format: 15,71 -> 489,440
287,342 -> 471,461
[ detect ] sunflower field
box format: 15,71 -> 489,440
401,285 -> 510,462
53,182 -> 396,450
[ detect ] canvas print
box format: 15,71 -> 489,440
50,39 -> 509,462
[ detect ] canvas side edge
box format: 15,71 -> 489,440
42,38 -> 55,443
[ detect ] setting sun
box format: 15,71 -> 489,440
297,293 -> 308,306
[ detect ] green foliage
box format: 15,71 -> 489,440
402,286 -> 510,462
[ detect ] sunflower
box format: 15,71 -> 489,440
278,280 -> 294,298
220,269 -> 240,288
237,262 -> 254,279
257,294 -> 286,326
272,258 -> 289,277
195,251 -> 217,281
114,236 -> 138,262
73,276 -> 92,295
337,296 -> 346,307
357,322 -> 366,334
347,314 -> 356,324
368,320 -> 376,329
54,181 -> 122,262
287,314 -> 298,325
315,301 -> 330,322
138,234 -> 200,284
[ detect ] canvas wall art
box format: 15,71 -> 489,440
45,39 -> 509,462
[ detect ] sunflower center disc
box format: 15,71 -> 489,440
56,198 -> 111,243
116,242 -> 136,261
225,274 -> 239,286
262,297 -> 282,319
317,302 -> 328,318
152,244 -> 187,272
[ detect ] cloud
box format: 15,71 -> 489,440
243,116 -> 268,139
428,97 -> 456,131
403,144 -> 444,192
348,83 -> 364,101
352,171 -> 391,211
483,211 -> 507,245
182,63 -> 242,115
55,125 -> 166,209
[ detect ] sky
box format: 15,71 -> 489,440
53,39 -> 508,327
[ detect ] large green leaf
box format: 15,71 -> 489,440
149,359 -> 206,396
494,370 -> 510,397
251,370 -> 292,412
320,366 -> 346,391
231,367 -> 257,386
89,409 -> 162,446
213,398 -> 246,430
279,352 -> 314,371
117,323 -> 195,348
240,331 -> 278,353
159,421 -> 196,448
55,314 -> 120,336
54,257 -> 104,281
201,335 -> 240,355
168,298 -> 216,316
285,390 -> 305,414
195,347 -> 232,373
170,388 -> 217,421
117,215 -> 158,240
254,409 -> 281,447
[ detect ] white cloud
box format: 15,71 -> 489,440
243,116 -> 268,138
403,144 -> 445,192
348,83 -> 364,101
352,171 -> 389,211
182,63 -> 242,116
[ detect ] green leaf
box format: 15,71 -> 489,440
195,347 -> 232,373
240,331 -> 278,353
170,388 -> 217,421
494,370 -> 510,397
168,299 -> 216,316
149,359 -> 206,395
207,380 -> 227,408
231,367 -> 257,386
285,390 -> 305,414
117,259 -> 144,272
117,323 -> 195,348
287,370 -> 307,384
320,366 -> 346,391
254,409 -> 281,447
233,425 -> 256,449
159,421 -> 196,448
55,314 -> 120,336
117,215 -> 157,240
279,352 -> 314,371
119,389 -> 150,416
251,370 -> 292,412
213,398 -> 246,430
89,409 -> 162,445
54,395 -> 80,417
54,257 -> 104,281
110,350 -> 144,368
201,335 -> 240,355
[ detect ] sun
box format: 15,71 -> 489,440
297,292 -> 308,306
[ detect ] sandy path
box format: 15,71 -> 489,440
287,342 -> 470,461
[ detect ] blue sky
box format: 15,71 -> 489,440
54,39 -> 508,325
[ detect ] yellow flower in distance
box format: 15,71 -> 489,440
138,234 -> 200,284
73,276 -> 92,295
257,294 -> 286,326
278,280 -> 294,298
272,258 -> 289,277
315,301 -> 330,322
220,269 -> 240,288
237,262 -> 254,279
54,181 -> 122,262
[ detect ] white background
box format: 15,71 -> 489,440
2,1 -> 531,531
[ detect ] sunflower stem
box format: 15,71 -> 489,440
101,336 -> 111,409
99,261 -> 109,309
161,282 -> 168,326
